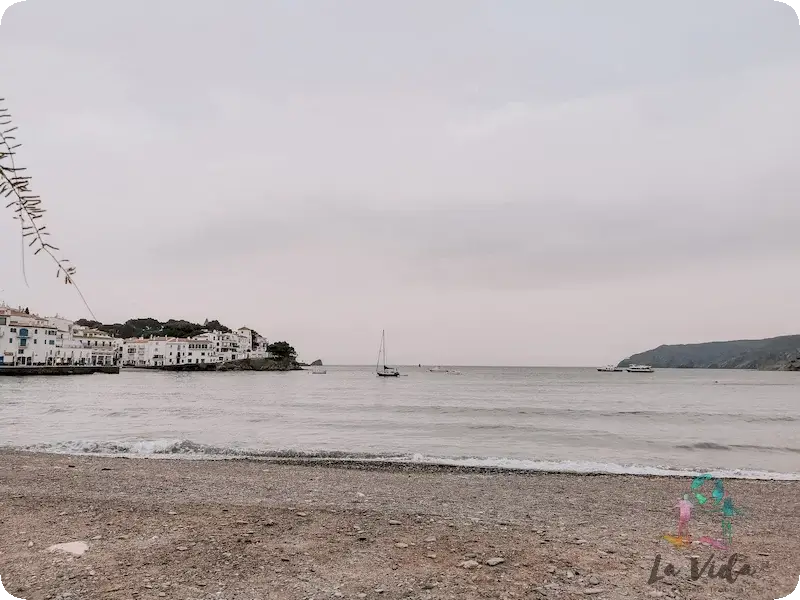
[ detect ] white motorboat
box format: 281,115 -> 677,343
429,366 -> 462,374
597,365 -> 623,372
626,364 -> 655,373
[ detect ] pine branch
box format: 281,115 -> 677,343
0,98 -> 96,320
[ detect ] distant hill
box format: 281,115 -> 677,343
618,335 -> 800,371
74,317 -> 232,339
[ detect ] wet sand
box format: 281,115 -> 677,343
0,451 -> 797,600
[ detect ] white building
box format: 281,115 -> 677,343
237,327 -> 254,355
237,327 -> 270,358
191,330 -> 243,362
190,327 -> 271,363
121,337 -> 215,367
72,325 -> 123,366
254,332 -> 271,358
0,306 -> 94,366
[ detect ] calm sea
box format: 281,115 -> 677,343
1,367 -> 798,479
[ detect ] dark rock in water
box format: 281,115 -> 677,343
310,359 -> 323,366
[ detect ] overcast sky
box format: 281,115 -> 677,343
1,0 -> 799,366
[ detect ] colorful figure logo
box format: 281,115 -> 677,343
664,474 -> 742,551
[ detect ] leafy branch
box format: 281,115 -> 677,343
0,98 -> 96,319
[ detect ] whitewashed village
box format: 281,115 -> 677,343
0,304 -> 272,369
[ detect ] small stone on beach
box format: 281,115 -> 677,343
47,541 -> 88,557
486,557 -> 505,566
460,560 -> 480,569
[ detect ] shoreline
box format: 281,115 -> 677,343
1,451 -> 797,599
5,448 -> 798,481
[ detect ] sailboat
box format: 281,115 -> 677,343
376,330 -> 400,377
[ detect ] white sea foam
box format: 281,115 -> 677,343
8,439 -> 799,481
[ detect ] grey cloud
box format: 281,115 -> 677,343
2,0 -> 799,364
150,172 -> 800,293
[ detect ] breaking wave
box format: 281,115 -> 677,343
676,442 -> 800,454
7,438 -> 799,481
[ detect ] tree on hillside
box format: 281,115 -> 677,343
204,319 -> 231,333
267,341 -> 297,361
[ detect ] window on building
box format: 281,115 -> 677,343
0,317 -> 5,325
10,327 -> 17,332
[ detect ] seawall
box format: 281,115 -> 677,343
0,365 -> 120,376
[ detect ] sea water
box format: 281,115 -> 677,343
1,366 -> 798,479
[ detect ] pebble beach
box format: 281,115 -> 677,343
0,451 -> 798,600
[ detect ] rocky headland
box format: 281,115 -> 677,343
216,357 -> 303,372
619,334 -> 800,371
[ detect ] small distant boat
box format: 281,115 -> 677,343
311,366 -> 327,374
626,364 -> 655,373
597,365 -> 623,372
429,366 -> 462,375
376,330 -> 400,377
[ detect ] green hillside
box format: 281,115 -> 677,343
618,335 -> 800,371
74,317 -> 231,339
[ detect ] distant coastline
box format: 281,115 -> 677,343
618,334 -> 800,371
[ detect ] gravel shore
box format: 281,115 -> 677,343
0,451 -> 797,599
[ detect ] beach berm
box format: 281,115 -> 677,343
0,451 -> 797,599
